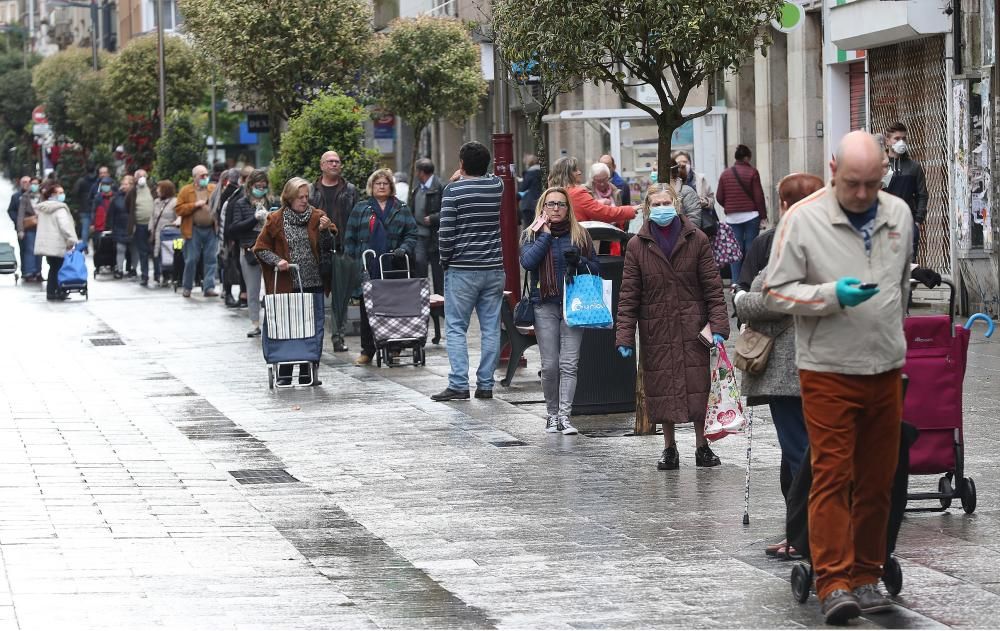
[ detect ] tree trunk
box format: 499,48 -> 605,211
408,123 -> 424,207
530,110 -> 549,185
656,120 -> 676,185
269,110 -> 284,156
633,346 -> 655,435
633,116 -> 681,435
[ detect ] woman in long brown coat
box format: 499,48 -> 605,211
615,183 -> 730,470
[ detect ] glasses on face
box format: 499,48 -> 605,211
374,181 -> 391,187
543,201 -> 568,209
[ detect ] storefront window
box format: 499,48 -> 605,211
618,118 -> 695,201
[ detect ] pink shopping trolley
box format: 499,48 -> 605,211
903,277 -> 994,514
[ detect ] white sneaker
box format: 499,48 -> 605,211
545,416 -> 560,433
559,416 -> 578,435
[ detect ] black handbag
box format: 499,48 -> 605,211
701,205 -> 720,238
513,276 -> 535,326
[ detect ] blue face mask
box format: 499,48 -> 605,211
649,205 -> 677,226
100,184 -> 112,194
56,193 -> 66,203
29,184 -> 39,194
252,187 -> 268,198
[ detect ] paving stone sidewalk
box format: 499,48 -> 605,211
1,212 -> 1000,629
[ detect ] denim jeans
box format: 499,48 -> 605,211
533,302 -> 585,418
444,267 -> 506,391
769,395 -> 809,499
79,213 -> 92,246
239,251 -> 263,326
131,225 -> 151,281
21,230 -> 41,276
728,217 -> 761,285
183,226 -> 218,291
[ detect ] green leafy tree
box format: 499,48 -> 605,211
32,49 -> 113,144
105,35 -> 206,121
372,16 -> 488,186
31,48 -> 111,103
492,0 -> 783,177
54,145 -> 88,215
65,70 -> 124,150
269,91 -> 380,192
0,68 -> 36,134
178,0 -> 372,150
152,112 -> 205,186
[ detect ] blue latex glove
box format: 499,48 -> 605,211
712,334 -> 726,346
836,276 -> 879,308
617,346 -> 633,358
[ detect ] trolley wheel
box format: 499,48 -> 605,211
421,347 -> 427,366
376,350 -> 383,367
961,478 -> 977,514
883,556 -> 903,596
413,347 -> 421,365
268,366 -> 274,390
790,562 -> 812,604
938,477 -> 953,510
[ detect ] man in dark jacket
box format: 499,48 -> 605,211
411,158 -> 443,295
309,150 -> 360,352
518,154 -> 543,227
599,154 -> 631,205
108,175 -> 135,279
883,121 -> 928,258
7,175 -> 31,262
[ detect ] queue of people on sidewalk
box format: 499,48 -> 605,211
6,125 -> 924,624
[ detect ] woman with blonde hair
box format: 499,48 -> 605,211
253,176 -> 336,385
520,186 -> 600,435
616,182 -> 730,470
344,167 -> 418,365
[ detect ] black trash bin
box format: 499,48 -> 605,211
572,221 -> 636,415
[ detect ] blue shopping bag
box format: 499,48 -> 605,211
563,273 -> 613,329
58,242 -> 88,286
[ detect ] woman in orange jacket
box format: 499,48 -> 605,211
547,157 -> 638,254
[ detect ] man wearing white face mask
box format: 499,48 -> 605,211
130,169 -> 156,286
883,122 -> 928,258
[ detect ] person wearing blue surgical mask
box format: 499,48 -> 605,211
615,183 -> 730,471
16,177 -> 43,282
33,183 -> 79,300
175,164 -> 219,298
227,169 -> 272,337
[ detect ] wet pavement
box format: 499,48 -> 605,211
2,181 -> 1000,629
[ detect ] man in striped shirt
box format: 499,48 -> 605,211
431,141 -> 506,402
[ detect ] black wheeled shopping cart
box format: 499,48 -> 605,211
262,264 -> 325,389
361,249 -> 429,367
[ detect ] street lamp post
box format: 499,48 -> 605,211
156,0 -> 166,136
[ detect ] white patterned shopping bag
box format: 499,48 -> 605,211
705,341 -> 748,441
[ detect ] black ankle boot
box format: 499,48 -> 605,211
695,444 -> 721,467
657,444 -> 679,470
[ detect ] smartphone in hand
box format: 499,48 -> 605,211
698,323 -> 714,348
859,283 -> 879,290
529,210 -> 548,233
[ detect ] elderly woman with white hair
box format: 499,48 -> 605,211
585,162 -> 623,208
